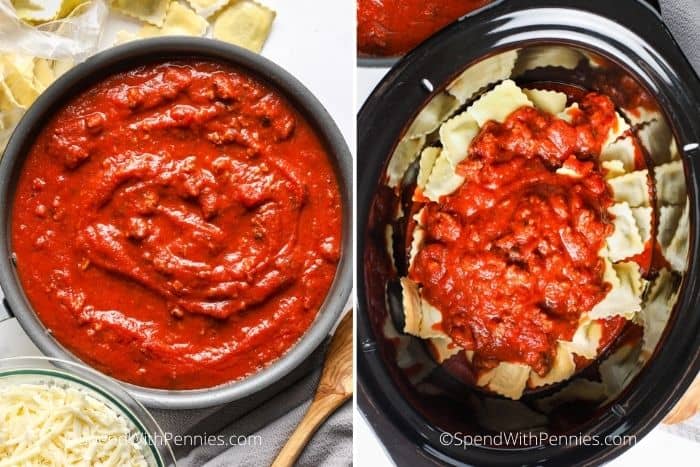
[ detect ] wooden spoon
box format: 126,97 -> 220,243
271,310 -> 353,467
664,373 -> 700,424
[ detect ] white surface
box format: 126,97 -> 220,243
356,66 -> 389,109
354,65 -> 700,466
354,410 -> 700,466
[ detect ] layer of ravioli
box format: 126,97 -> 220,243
396,80 -> 652,399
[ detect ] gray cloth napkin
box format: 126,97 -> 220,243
151,336 -> 352,466
661,0 -> 700,74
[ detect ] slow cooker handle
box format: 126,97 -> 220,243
646,0 -> 661,13
0,298 -> 15,322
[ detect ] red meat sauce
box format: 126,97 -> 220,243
357,0 -> 491,57
409,93 -> 631,377
12,60 -> 342,389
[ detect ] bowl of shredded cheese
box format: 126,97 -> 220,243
0,356 -> 175,466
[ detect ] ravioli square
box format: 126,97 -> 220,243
111,0 -> 171,26
213,0 -> 276,53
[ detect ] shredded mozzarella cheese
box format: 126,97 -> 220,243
0,382 -> 150,467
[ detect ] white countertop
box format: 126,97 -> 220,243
354,408 -> 700,467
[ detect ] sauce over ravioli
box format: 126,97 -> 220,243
409,93 -> 620,376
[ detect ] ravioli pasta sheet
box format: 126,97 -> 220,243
603,112 -> 630,148
655,160 -> 686,205
111,0 -> 170,26
118,1 -> 209,42
114,0 -> 276,52
446,50 -> 519,104
512,45 -> 583,76
663,200 -> 689,272
0,54 -> 40,107
528,343 -> 575,388
213,0 -> 276,53
419,300 -> 447,339
556,164 -> 584,179
0,53 -> 75,150
186,0 -> 229,17
148,1 -> 208,36
605,203 -> 645,262
557,102 -> 579,124
400,277 -> 422,336
602,160 -> 626,179
639,269 -> 677,359
658,204 -> 684,248
607,170 -> 651,207
12,0 -> 87,22
400,277 -> 449,341
382,314 -> 435,385
428,337 -> 460,363
522,88 -> 567,114
637,117 -> 673,165
601,136 -> 637,172
57,0 -> 86,18
669,138 -> 681,161
439,110 -> 479,165
589,259 -> 643,319
385,136 -> 425,188
406,92 -> 460,138
478,362 -> 531,400
599,343 -> 643,398
466,79 -> 532,126
631,206 -> 653,244
560,320 -> 602,359
415,146 -> 440,192
32,57 -> 55,88
423,151 -> 465,202
12,0 -> 61,22
408,208 -> 425,268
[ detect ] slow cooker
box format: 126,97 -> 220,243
358,0 -> 700,464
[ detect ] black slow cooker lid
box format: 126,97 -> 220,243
358,0 -> 700,465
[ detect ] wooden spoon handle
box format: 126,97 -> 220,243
271,393 -> 350,467
664,373 -> 700,424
